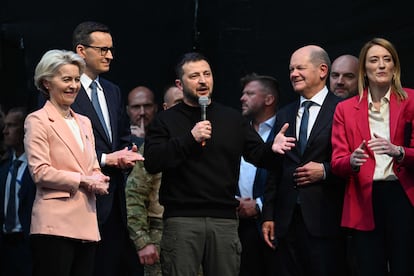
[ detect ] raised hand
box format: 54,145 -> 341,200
350,140 -> 368,168
272,123 -> 296,154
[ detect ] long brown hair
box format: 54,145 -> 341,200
357,37 -> 406,100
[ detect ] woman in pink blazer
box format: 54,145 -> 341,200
331,38 -> 414,275
24,49 -> 109,276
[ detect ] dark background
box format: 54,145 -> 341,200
1,0 -> 413,113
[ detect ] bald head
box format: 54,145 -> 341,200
126,86 -> 158,128
163,86 -> 183,110
128,86 -> 155,104
330,55 -> 359,98
289,45 -> 331,99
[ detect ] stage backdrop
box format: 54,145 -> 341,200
1,0 -> 412,112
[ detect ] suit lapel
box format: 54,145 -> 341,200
0,158 -> 11,219
283,102 -> 302,162
72,86 -> 112,147
389,92 -> 403,143
307,92 -> 337,147
44,102 -> 89,172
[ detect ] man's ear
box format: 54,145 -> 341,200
175,79 -> 183,90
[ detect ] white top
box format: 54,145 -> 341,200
238,115 -> 276,209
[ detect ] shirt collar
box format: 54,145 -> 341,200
367,87 -> 391,107
262,115 -> 276,130
81,74 -> 102,91
300,86 -> 328,107
12,152 -> 27,165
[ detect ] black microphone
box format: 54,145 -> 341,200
198,96 -> 209,121
198,96 -> 209,146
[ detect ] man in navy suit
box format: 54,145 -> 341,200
71,21 -> 144,276
262,45 -> 347,276
237,73 -> 279,276
0,107 -> 35,276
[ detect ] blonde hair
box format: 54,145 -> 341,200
34,49 -> 85,99
357,37 -> 406,100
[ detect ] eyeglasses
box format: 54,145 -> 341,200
81,44 -> 115,56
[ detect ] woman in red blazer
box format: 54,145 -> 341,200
24,49 -> 110,276
331,38 -> 414,276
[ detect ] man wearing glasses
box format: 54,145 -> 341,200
71,21 -> 144,276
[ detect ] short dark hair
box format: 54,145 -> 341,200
7,106 -> 28,124
175,52 -> 210,80
240,73 -> 280,99
72,21 -> 111,51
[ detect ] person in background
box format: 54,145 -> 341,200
331,37 -> 414,276
330,54 -> 359,99
262,45 -> 347,276
0,105 -> 6,161
237,73 -> 279,276
127,86 -> 158,147
162,84 -> 184,110
126,84 -> 183,276
70,21 -> 144,276
330,53 -> 360,276
24,49 -> 110,276
143,52 -> 281,276
0,107 -> 35,276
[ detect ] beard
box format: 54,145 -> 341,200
183,87 -> 206,106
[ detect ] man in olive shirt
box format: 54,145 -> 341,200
126,85 -> 183,276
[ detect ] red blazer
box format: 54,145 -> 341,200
331,88 -> 414,231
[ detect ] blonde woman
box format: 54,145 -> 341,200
25,49 -> 109,276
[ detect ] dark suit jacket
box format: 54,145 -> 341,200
263,91 -> 345,238
0,153 -> 36,240
71,77 -> 131,226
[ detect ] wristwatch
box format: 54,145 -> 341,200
396,146 -> 404,161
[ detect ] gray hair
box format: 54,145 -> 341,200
34,49 -> 85,98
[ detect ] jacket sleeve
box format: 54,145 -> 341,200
331,102 -> 354,178
125,159 -> 154,250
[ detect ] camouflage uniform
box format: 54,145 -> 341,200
126,145 -> 163,276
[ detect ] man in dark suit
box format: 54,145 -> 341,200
237,73 -> 279,276
262,45 -> 347,276
71,21 -> 144,276
0,107 -> 35,276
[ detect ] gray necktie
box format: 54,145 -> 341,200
298,101 -> 314,155
5,159 -> 23,232
90,81 -> 110,140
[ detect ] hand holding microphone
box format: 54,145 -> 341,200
199,96 -> 209,121
192,96 -> 211,146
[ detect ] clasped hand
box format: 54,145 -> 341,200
138,244 -> 159,265
81,171 -> 110,195
350,134 -> 400,168
106,144 -> 144,169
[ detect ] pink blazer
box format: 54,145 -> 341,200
24,101 -> 101,241
331,88 -> 414,231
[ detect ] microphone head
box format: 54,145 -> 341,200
198,96 -> 209,106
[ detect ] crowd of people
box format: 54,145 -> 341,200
1,19 -> 413,276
